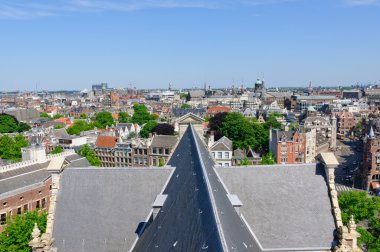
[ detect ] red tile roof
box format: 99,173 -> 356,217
206,106 -> 231,115
96,136 -> 117,149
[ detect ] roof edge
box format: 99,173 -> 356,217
189,124 -> 228,252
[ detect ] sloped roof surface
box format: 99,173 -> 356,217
95,135 -> 117,148
150,135 -> 178,148
52,128 -> 69,138
52,167 -> 173,252
0,162 -> 51,198
215,164 -> 335,250
133,125 -> 260,251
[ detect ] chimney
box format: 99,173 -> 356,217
227,194 -> 243,215
208,132 -> 215,147
152,194 -> 168,220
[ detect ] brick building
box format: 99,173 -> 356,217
332,111 -> 357,136
0,150 -> 88,232
269,129 -> 307,164
95,136 -> 118,167
362,127 -> 380,190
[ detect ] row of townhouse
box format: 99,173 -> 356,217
95,134 -> 178,167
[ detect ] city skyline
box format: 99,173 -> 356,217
1,0 -> 379,90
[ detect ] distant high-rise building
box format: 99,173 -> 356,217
92,83 -> 108,92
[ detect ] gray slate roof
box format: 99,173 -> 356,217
150,135 -> 178,148
171,108 -> 205,117
210,136 -> 233,151
52,167 -> 174,252
0,161 -> 51,199
215,164 -> 336,250
133,125 -> 260,252
52,128 -> 69,138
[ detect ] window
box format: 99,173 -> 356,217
0,213 -> 6,225
49,185 -> 52,190
144,149 -> 147,155
218,152 -> 222,159
165,148 -> 169,155
158,148 -> 163,154
281,155 -> 287,163
2,202 -> 7,207
20,196 -> 23,201
153,147 -> 157,154
17,207 -> 22,215
24,204 -> 28,212
134,157 -> 138,164
36,200 -> 40,209
153,159 -> 157,166
42,198 -> 46,209
281,145 -> 287,153
212,152 -> 215,158
225,152 -> 229,159
224,163 -> 230,166
144,158 -> 148,165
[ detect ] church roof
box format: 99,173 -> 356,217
52,167 -> 174,252
50,125 -> 337,252
133,125 -> 260,251
216,164 -> 336,250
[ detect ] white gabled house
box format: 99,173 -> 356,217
208,135 -> 233,166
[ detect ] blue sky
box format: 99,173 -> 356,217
0,0 -> 379,91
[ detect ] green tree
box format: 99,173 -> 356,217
132,104 -> 151,125
0,134 -> 28,161
67,121 -> 94,136
39,112 -> 51,118
17,122 -> 31,133
94,112 -> 114,128
140,121 -> 159,138
159,158 -> 165,167
53,114 -> 63,119
150,113 -> 159,121
181,104 -> 191,109
288,121 -> 300,131
118,111 -> 131,123
240,157 -> 250,166
261,152 -> 276,165
152,123 -> 175,135
0,114 -> 19,133
221,113 -> 256,150
127,132 -> 137,139
354,118 -> 363,137
51,145 -> 63,154
251,122 -> 269,152
0,210 -> 47,252
77,144 -> 100,166
264,113 -> 282,130
179,93 -> 188,100
209,112 -> 228,141
79,113 -> 87,119
338,191 -> 380,225
54,124 -> 64,129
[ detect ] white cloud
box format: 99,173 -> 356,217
0,0 -> 299,19
343,0 -> 379,6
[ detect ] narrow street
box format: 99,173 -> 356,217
333,139 -> 364,193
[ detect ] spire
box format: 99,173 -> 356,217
28,223 -> 42,248
348,215 -> 356,232
369,126 -> 375,139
